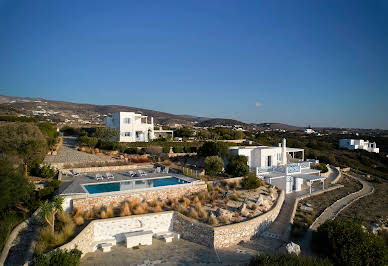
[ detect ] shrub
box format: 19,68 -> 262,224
198,207 -> 208,220
226,155 -> 249,177
248,254 -> 332,266
241,173 -> 263,190
208,214 -> 218,226
188,208 -> 199,219
129,199 -> 140,211
73,215 -> 84,226
312,218 -> 388,266
33,248 -> 82,266
106,205 -> 114,218
100,209 -> 107,219
152,205 -> 163,213
311,163 -> 328,173
220,215 -> 230,224
120,202 -> 131,216
204,156 -> 224,176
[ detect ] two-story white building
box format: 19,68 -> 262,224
105,112 -> 155,142
229,139 -> 324,194
339,139 -> 379,153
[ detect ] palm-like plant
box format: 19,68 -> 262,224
40,195 -> 64,235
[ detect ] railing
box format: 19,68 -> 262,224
255,161 -> 312,176
287,163 -> 301,174
300,162 -> 310,169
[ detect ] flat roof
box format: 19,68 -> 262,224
293,174 -> 325,181
286,147 -> 304,152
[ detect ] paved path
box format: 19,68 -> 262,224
44,136 -> 114,165
310,172 -> 374,230
4,211 -> 40,266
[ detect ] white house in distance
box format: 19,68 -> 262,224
105,112 -> 174,142
339,139 -> 379,153
229,139 -> 323,194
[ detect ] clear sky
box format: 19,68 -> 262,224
0,1 -> 387,129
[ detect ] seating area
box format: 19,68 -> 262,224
94,172 -> 115,181
91,230 -> 180,253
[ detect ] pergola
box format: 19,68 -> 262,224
286,147 -> 304,161
295,174 -> 326,194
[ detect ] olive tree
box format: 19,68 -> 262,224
204,156 -> 224,176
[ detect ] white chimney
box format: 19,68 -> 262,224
282,138 -> 287,165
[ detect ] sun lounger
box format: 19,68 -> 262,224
128,171 -> 138,177
154,167 -> 161,173
106,172 -> 114,180
138,170 -> 146,176
73,170 -> 81,176
163,167 -> 169,174
95,174 -> 103,181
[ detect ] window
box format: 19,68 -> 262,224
267,155 -> 272,167
122,132 -> 131,137
123,118 -> 131,124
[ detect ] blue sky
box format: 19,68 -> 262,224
0,1 -> 387,129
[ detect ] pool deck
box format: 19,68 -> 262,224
60,169 -> 198,195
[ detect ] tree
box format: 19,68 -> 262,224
40,196 -> 64,235
175,127 -> 193,138
92,127 -> 119,141
0,123 -> 47,176
198,141 -> 229,157
312,218 -> 388,266
204,156 -> 224,176
241,172 -> 263,190
0,160 -> 33,212
226,155 -> 249,177
248,254 -> 332,266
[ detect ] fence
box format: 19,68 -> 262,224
182,166 -> 201,178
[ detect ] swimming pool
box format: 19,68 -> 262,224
83,177 -> 189,194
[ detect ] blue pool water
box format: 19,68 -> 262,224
84,177 -> 189,194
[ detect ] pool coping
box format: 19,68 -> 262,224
80,175 -> 193,196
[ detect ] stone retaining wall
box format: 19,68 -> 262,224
213,189 -> 285,248
72,183 -> 207,212
62,163 -> 154,174
174,190 -> 285,248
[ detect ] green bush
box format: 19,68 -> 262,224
204,156 -> 224,176
124,147 -> 138,154
241,172 -> 263,190
225,155 -> 249,177
33,248 -> 82,266
312,218 -> 388,266
0,211 -> 26,252
311,163 -> 328,173
248,254 -> 332,266
198,141 -> 229,157
30,163 -> 56,178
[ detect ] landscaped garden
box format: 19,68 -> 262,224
68,174 -> 278,229
291,173 -> 362,238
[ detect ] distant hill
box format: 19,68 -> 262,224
195,118 -> 250,128
0,95 -> 209,126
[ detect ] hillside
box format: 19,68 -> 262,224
0,95 -> 209,126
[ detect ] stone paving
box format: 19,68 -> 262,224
81,238 -> 257,266
44,136 -> 114,165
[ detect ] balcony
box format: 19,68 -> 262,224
255,162 -> 311,176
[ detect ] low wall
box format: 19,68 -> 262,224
72,182 -> 207,212
62,163 -> 154,174
331,167 -> 342,184
213,189 -> 285,248
174,190 -> 285,248
60,212 -> 174,256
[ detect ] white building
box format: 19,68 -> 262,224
301,128 -> 315,134
105,112 -> 174,142
229,139 -> 323,194
339,139 -> 379,153
106,112 -> 155,142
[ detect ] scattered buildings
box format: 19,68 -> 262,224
339,139 -> 379,153
229,139 -> 323,193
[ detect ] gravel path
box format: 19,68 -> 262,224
310,172 -> 374,230
44,136 -> 114,165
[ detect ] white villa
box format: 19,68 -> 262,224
105,112 -> 173,142
339,139 -> 379,153
229,139 -> 324,193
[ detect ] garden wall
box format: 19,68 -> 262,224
174,190 -> 285,248
61,163 -> 154,174
72,182 -> 207,212
60,212 -> 173,257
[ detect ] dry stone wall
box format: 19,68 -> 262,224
72,183 -> 207,212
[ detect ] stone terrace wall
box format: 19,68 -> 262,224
173,212 -> 214,247
213,190 -> 285,248
60,222 -> 94,256
62,163 -> 154,174
72,183 -> 207,212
